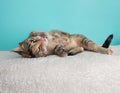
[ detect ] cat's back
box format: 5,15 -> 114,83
49,30 -> 70,37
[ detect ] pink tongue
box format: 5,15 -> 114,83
40,37 -> 46,41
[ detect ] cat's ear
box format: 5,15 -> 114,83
19,42 -> 23,46
12,47 -> 31,58
12,46 -> 23,53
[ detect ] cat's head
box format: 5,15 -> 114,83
12,34 -> 48,58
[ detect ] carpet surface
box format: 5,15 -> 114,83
0,46 -> 120,93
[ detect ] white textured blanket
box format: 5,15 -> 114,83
0,46 -> 120,93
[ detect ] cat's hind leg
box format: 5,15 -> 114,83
73,34 -> 113,55
82,40 -> 113,55
68,47 -> 84,56
81,37 -> 113,55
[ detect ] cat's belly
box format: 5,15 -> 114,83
47,37 -> 78,52
64,38 -> 78,50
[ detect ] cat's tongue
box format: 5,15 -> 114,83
40,37 -> 46,42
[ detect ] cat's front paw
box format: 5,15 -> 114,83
31,41 -> 41,54
68,47 -> 84,56
32,46 -> 39,55
54,45 -> 68,57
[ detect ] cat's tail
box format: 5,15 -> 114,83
102,34 -> 113,48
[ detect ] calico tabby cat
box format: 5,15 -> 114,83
13,30 -> 113,58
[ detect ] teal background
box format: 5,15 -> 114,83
0,0 -> 120,50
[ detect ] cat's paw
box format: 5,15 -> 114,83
54,45 -> 68,57
107,49 -> 113,55
31,41 -> 41,54
68,47 -> 84,56
59,52 -> 68,57
32,46 -> 39,54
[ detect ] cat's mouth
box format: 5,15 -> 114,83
30,36 -> 48,45
39,37 -> 48,45
40,37 -> 47,42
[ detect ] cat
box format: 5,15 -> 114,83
13,30 -> 113,58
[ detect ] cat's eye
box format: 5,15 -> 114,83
30,40 -> 36,43
31,34 -> 37,37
